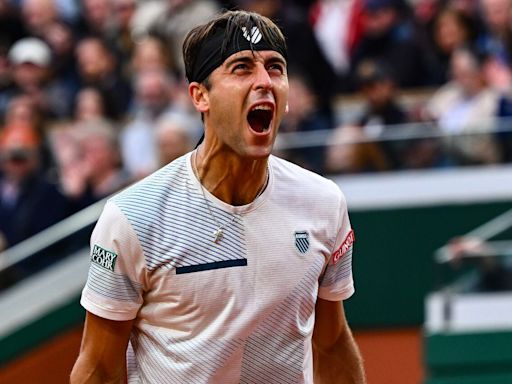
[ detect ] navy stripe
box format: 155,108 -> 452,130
175,259 -> 247,274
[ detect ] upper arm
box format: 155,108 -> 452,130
71,311 -> 134,383
312,298 -> 348,352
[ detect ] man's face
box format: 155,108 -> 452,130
0,146 -> 39,183
200,50 -> 289,159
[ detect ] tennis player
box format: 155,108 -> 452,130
71,10 -> 365,384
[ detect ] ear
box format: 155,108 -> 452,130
188,82 -> 209,114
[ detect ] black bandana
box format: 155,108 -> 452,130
187,24 -> 287,83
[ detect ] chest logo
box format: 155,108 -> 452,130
294,231 -> 310,254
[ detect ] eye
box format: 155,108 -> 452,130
267,63 -> 285,74
233,63 -> 249,73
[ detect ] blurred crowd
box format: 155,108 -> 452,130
2,0 -> 512,252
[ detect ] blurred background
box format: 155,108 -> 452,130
1,0 -> 512,383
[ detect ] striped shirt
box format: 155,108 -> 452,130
81,152 -> 355,383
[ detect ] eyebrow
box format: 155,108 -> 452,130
224,52 -> 287,68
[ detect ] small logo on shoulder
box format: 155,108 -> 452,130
91,244 -> 118,271
294,231 -> 310,254
332,230 -> 355,265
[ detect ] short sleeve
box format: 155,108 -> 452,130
318,191 -> 355,301
80,200 -> 146,321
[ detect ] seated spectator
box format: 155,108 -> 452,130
20,0 -> 60,38
0,123 -> 68,251
424,46 -> 503,165
155,113 -> 195,167
354,59 -> 444,169
350,0 -> 434,88
137,0 -> 220,77
324,124 -> 390,174
279,69 -> 332,174
120,69 -> 176,179
130,35 -> 172,74
56,120 -> 129,210
476,0 -> 512,64
4,95 -> 44,132
77,0 -> 115,38
1,37 -> 74,119
40,19 -> 80,100
310,0 -> 364,95
427,7 -> 475,84
73,86 -> 117,123
355,60 -> 407,168
75,37 -> 132,119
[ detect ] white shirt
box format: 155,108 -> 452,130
81,152 -> 355,383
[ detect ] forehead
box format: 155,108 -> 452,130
221,49 -> 287,66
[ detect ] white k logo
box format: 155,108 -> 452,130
241,26 -> 263,44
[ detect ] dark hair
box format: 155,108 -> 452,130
182,10 -> 287,85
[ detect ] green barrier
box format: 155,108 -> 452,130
0,295 -> 83,366
424,330 -> 512,384
345,201 -> 512,328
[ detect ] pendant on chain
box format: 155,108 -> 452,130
213,228 -> 224,243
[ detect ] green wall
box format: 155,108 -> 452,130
345,201 -> 512,328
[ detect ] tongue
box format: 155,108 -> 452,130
248,110 -> 270,133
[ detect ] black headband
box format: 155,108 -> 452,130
187,24 -> 287,83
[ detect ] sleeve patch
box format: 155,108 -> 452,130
91,244 -> 118,271
331,230 -> 355,265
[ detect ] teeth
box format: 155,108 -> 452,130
251,105 -> 272,112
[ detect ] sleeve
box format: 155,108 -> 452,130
80,200 -> 146,321
318,190 -> 355,301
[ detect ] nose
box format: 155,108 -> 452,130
253,63 -> 272,91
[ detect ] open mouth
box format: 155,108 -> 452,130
247,105 -> 273,133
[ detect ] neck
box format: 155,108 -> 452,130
194,147 -> 269,206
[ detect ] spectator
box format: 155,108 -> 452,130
1,37 -> 73,119
130,35 -> 172,74
350,0 -> 433,88
20,0 -> 60,38
424,46 -> 503,165
477,0 -> 512,63
4,95 -> 44,131
351,59 -> 442,169
74,86 -> 115,123
325,124 -> 390,174
110,0 -> 137,74
57,120 -> 129,209
77,0 -> 115,38
279,69 -> 332,173
427,7 -> 475,84
155,113 -> 195,166
40,19 -> 80,100
120,69 -> 175,179
310,0 -> 364,94
138,0 -> 220,76
0,123 -> 68,251
75,37 -> 132,119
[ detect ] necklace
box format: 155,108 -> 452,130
192,151 -> 268,243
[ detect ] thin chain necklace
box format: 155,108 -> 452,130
192,151 -> 268,244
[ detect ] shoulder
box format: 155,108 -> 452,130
110,153 -> 190,217
270,156 -> 345,205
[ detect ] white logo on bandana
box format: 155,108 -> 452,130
241,26 -> 262,44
